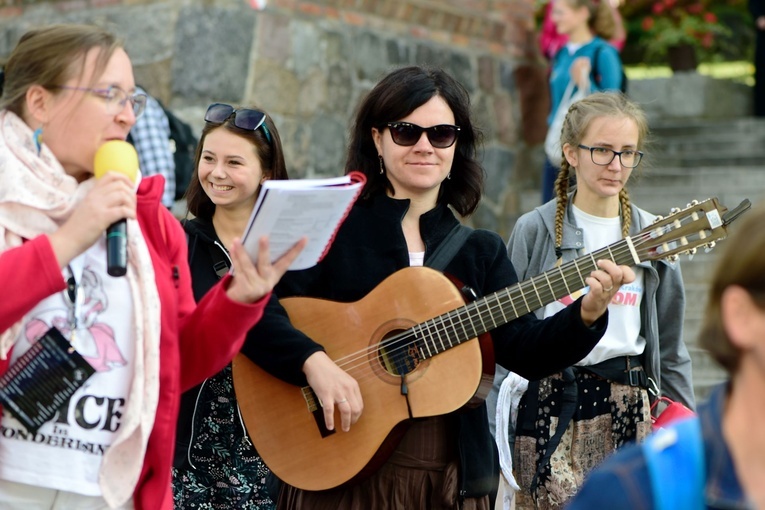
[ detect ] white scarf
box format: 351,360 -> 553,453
0,110 -> 161,508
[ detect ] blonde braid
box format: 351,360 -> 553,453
554,161 -> 571,259
619,187 -> 631,239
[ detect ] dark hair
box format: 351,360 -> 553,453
345,65 -> 484,216
186,107 -> 287,220
1,24 -> 120,116
699,202 -> 765,374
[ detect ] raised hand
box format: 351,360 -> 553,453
49,172 -> 136,268
224,235 -> 307,304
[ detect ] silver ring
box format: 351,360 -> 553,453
604,285 -> 614,292
337,398 -> 348,404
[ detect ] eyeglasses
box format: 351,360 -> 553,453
384,122 -> 460,149
578,144 -> 644,168
204,103 -> 272,143
55,85 -> 147,117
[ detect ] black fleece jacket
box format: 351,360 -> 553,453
173,217 -> 324,466
244,194 -> 607,498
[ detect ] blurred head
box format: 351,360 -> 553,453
552,92 -> 649,251
186,104 -> 287,221
346,65 -> 484,216
1,24 -> 143,182
552,0 -> 617,40
699,203 -> 765,376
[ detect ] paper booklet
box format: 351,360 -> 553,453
242,171 -> 367,271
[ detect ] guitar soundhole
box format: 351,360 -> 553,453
378,330 -> 422,376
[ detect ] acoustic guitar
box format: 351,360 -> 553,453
232,197 -> 750,491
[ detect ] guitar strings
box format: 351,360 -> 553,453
319,228 -> 665,389
308,218 -> 700,395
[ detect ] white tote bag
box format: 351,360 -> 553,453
544,80 -> 589,166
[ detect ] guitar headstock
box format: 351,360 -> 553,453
632,198 -> 751,263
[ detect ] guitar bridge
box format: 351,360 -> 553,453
302,386 -> 335,438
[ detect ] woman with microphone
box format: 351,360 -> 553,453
0,24 -> 303,509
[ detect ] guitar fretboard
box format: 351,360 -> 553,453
403,236 -> 640,361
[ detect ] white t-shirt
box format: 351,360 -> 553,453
409,251 -> 425,267
542,205 -> 645,366
0,238 -> 135,496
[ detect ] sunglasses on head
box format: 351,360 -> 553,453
384,122 -> 460,149
204,103 -> 272,143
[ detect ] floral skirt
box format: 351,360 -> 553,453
172,365 -> 276,509
513,369 -> 651,510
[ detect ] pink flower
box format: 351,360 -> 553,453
642,17 -> 656,31
652,2 -> 666,14
704,12 -> 717,23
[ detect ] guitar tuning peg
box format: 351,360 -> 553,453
705,241 -> 717,253
669,207 -> 681,215
668,254 -> 680,262
653,215 -> 664,223
688,247 -> 697,256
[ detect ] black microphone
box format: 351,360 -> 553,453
93,141 -> 139,277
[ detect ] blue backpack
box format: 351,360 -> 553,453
642,416 -> 705,510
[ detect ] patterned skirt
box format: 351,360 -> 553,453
513,369 -> 651,510
172,364 -> 276,509
277,415 -> 490,510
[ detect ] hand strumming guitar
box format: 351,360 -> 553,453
302,351 -> 363,432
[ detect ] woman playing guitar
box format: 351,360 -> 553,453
243,65 -> 634,509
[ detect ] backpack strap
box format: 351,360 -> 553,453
424,223 -> 473,272
642,416 -> 705,510
207,242 -> 231,280
591,45 -> 603,87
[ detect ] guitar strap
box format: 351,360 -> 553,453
424,223 -> 473,271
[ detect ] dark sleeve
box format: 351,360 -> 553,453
240,292 -> 325,386
494,299 -> 606,381
475,231 -> 606,381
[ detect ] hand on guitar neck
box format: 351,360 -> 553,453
303,351 -> 363,432
580,259 -> 636,326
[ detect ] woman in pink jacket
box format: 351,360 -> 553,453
0,24 -> 303,509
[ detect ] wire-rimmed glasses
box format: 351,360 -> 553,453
55,85 -> 147,117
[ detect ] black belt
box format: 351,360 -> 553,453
581,355 -> 647,388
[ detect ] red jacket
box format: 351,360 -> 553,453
0,175 -> 269,509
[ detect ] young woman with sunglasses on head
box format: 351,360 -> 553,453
172,103 -> 306,509
493,92 -> 694,509
243,65 -> 635,510
0,25 -> 303,510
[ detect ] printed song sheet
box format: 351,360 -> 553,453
242,174 -> 365,270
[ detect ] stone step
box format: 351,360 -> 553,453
651,117 -> 765,137
650,134 -> 765,154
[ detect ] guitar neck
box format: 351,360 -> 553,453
413,237 -> 639,360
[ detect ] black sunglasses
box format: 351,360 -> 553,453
204,103 -> 272,143
384,122 -> 460,149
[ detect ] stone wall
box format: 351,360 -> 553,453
0,0 -> 549,237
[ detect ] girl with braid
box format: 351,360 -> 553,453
489,92 -> 695,509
